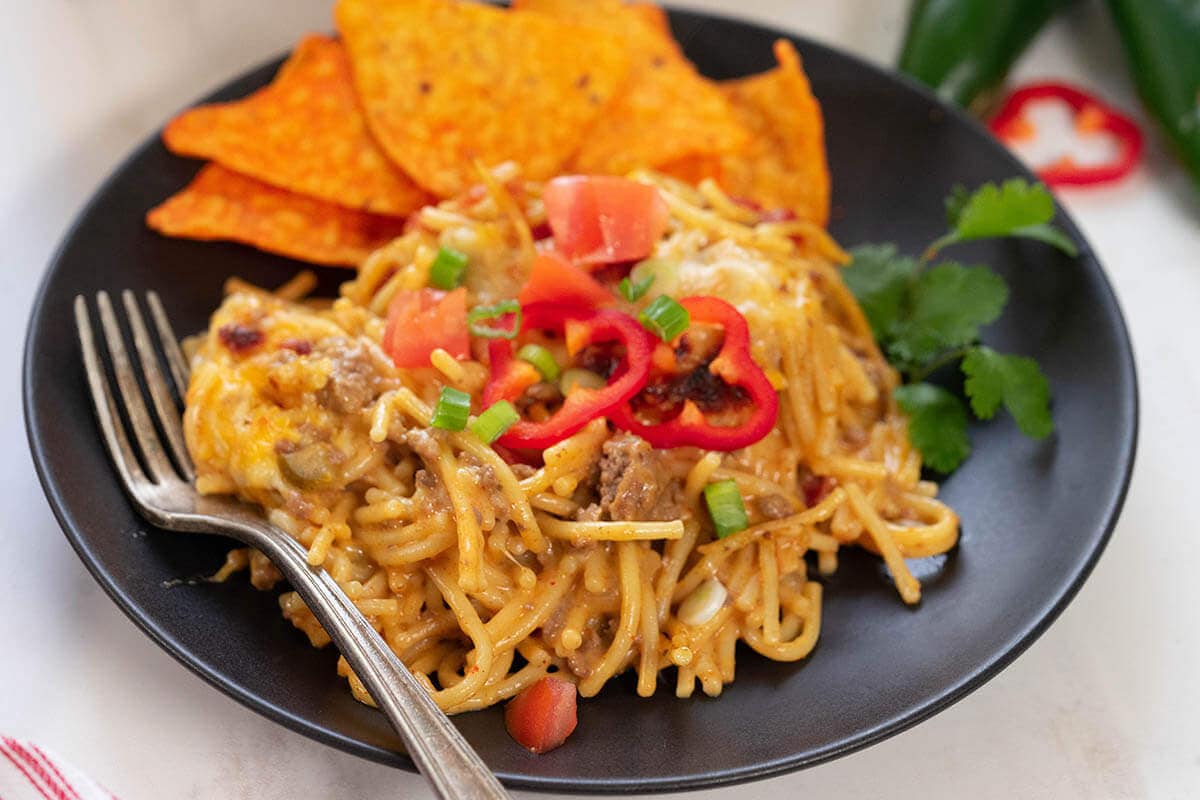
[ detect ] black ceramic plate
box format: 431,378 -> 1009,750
24,8 -> 1136,794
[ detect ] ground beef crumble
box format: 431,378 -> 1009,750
316,338 -> 382,414
755,494 -> 794,520
595,433 -> 681,521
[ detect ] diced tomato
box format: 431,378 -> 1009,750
543,176 -> 669,267
504,676 -> 578,754
382,287 -> 469,368
518,251 -> 614,309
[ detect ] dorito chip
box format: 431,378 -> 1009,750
627,2 -> 671,37
335,0 -> 631,197
146,164 -> 407,267
515,0 -> 748,176
657,153 -> 724,186
163,35 -> 428,217
716,40 -> 831,226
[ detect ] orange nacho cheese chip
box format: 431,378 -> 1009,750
627,2 -> 671,37
515,0 -> 747,176
657,153 -> 724,186
163,35 -> 428,217
335,0 -> 632,197
716,40 -> 831,226
146,164 -> 407,267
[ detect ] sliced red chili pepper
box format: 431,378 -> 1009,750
609,296 -> 778,451
483,303 -> 655,450
990,81 -> 1143,186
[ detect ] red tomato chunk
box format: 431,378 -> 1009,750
504,676 -> 578,754
382,287 -> 469,368
542,175 -> 669,267
518,251 -> 614,309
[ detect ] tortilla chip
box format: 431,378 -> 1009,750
717,40 -> 830,226
335,0 -> 631,197
657,153 -> 723,185
515,0 -> 747,175
627,2 -> 671,37
146,164 -> 407,267
163,35 -> 428,217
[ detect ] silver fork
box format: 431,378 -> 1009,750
75,290 -> 511,800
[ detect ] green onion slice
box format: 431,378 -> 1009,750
559,368 -> 606,395
429,246 -> 469,290
703,479 -> 748,539
467,299 -> 522,339
517,343 -> 560,381
431,387 -> 471,431
638,295 -> 690,342
618,273 -> 655,303
630,257 -> 679,298
470,400 -> 519,444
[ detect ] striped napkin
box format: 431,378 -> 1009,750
0,737 -> 116,800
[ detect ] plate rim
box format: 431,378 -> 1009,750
22,7 -> 1139,793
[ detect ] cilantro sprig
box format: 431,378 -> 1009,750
844,179 -> 1072,473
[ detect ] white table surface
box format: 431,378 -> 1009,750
3,1 -> 1198,798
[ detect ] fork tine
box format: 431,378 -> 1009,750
75,296 -> 148,490
95,291 -> 177,484
122,291 -> 195,481
146,290 -> 190,399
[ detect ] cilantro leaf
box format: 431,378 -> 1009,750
927,179 -> 1077,258
961,346 -> 1054,439
844,179 -> 1067,473
842,245 -> 918,340
895,383 -> 972,473
1007,222 -> 1078,256
887,262 -> 1009,368
955,178 -> 1054,236
945,184 -> 971,227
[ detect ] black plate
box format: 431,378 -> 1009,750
23,8 -> 1136,794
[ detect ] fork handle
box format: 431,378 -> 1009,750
211,508 -> 511,800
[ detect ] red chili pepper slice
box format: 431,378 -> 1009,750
990,81 -> 1143,186
609,296 -> 778,451
483,303 -> 655,450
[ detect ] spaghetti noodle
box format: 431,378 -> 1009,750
184,166 -> 959,720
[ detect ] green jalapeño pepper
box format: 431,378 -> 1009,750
1106,0 -> 1200,193
898,0 -> 1070,112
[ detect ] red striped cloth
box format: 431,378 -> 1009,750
0,737 -> 116,800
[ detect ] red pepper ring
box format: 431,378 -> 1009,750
990,81 -> 1143,186
483,303 -> 656,451
609,296 -> 779,451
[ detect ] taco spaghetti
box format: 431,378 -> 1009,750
185,167 -> 959,729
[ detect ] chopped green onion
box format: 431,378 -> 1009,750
431,387 -> 471,431
470,400 -> 519,443
619,273 -> 655,302
630,257 -> 679,298
559,367 -> 606,395
703,480 -> 748,539
677,577 -> 728,626
518,343 -> 560,381
638,295 -> 690,342
429,246 -> 469,289
467,299 -> 521,339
